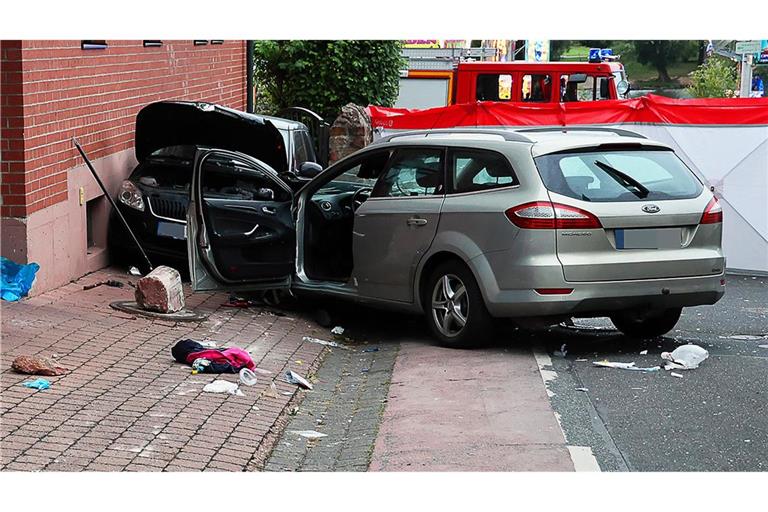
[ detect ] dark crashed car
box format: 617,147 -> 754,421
109,101 -> 321,269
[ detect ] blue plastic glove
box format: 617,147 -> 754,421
22,378 -> 51,390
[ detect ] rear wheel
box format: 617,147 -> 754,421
425,261 -> 492,348
610,307 -> 682,339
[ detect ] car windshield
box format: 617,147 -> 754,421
534,149 -> 703,202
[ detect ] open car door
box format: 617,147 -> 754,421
187,148 -> 295,291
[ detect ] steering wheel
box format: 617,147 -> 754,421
351,187 -> 373,211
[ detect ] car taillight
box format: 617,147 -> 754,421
700,197 -> 722,224
505,201 -> 602,229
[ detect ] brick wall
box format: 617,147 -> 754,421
0,39 -> 246,218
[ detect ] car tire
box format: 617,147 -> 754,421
610,307 -> 682,339
425,261 -> 492,348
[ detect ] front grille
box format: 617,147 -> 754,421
148,196 -> 187,221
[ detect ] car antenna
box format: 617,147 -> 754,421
72,138 -> 154,272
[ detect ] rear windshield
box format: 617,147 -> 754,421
534,149 -> 703,202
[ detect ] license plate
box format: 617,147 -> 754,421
615,228 -> 681,249
157,222 -> 186,240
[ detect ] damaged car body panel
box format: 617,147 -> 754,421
109,102 -> 318,269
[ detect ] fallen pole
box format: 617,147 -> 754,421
72,138 -> 154,271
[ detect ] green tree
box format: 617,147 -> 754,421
687,56 -> 739,98
633,40 -> 693,82
253,40 -> 404,120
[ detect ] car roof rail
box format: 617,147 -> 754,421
375,128 -> 534,144
516,126 -> 647,139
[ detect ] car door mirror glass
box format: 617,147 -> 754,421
297,161 -> 323,179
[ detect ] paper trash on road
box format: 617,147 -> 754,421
592,360 -> 660,372
661,344 -> 709,370
670,372 -> 684,378
128,266 -> 142,276
331,326 -> 345,336
302,336 -> 347,349
203,380 -> 244,396
285,370 -> 314,390
292,430 -> 327,439
639,350 -> 648,355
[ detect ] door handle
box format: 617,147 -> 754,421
261,206 -> 276,215
406,217 -> 428,227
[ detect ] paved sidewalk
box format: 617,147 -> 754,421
264,340 -> 398,471
0,268 -> 330,472
370,340 -> 576,471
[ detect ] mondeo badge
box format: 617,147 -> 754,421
642,204 -> 661,213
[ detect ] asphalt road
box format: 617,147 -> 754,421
538,274 -> 768,471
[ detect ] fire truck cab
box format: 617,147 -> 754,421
454,61 -> 629,103
396,60 -> 630,109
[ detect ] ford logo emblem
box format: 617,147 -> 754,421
642,204 -> 661,213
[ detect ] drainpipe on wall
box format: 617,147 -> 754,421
246,40 -> 255,113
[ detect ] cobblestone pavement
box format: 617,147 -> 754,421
0,268 -> 331,472
263,338 -> 398,471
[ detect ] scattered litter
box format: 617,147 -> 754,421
331,326 -> 345,336
575,358 -> 588,362
252,405 -> 260,411
661,344 -> 709,370
263,381 -> 280,398
295,360 -> 303,365
759,345 -> 768,349
285,370 -> 313,390
253,368 -> 273,375
11,355 -> 68,376
288,407 -> 299,416
745,439 -> 752,443
172,339 -> 255,374
721,334 -> 767,341
292,430 -> 327,439
361,368 -> 369,373
575,387 -> 589,392
302,336 -> 347,349
83,279 -> 124,290
202,380 -> 244,396
22,378 -> 51,390
362,347 -> 380,353
281,391 -> 293,396
199,340 -> 218,348
1,257 -> 40,302
239,368 -> 258,386
553,344 -> 567,358
670,372 -> 684,378
593,360 -> 660,372
639,350 -> 648,355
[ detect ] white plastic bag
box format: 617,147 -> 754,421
203,380 -> 243,396
661,344 -> 709,370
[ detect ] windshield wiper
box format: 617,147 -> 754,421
593,160 -> 649,199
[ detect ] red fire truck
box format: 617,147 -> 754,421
396,59 -> 630,109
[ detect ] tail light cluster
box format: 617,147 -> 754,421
505,201 -> 602,229
700,197 -> 723,224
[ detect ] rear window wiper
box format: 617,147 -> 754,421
593,160 -> 649,199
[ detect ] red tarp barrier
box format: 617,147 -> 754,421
367,94 -> 768,130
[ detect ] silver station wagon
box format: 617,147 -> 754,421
186,127 -> 725,347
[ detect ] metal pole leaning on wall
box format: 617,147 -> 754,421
72,138 -> 154,272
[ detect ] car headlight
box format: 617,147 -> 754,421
118,180 -> 145,211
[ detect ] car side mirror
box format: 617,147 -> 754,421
297,161 -> 323,179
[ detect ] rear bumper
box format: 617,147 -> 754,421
482,272 -> 725,318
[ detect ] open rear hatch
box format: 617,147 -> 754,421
534,145 -> 724,282
135,101 -> 288,173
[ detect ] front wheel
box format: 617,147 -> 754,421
610,307 -> 682,339
425,261 -> 492,348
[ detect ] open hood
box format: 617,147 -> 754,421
135,101 -> 288,173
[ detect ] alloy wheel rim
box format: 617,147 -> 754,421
431,273 -> 468,337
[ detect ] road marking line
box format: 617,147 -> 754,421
567,445 -> 601,472
533,346 -> 602,472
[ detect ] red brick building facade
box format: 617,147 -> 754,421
1,40 -> 246,293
